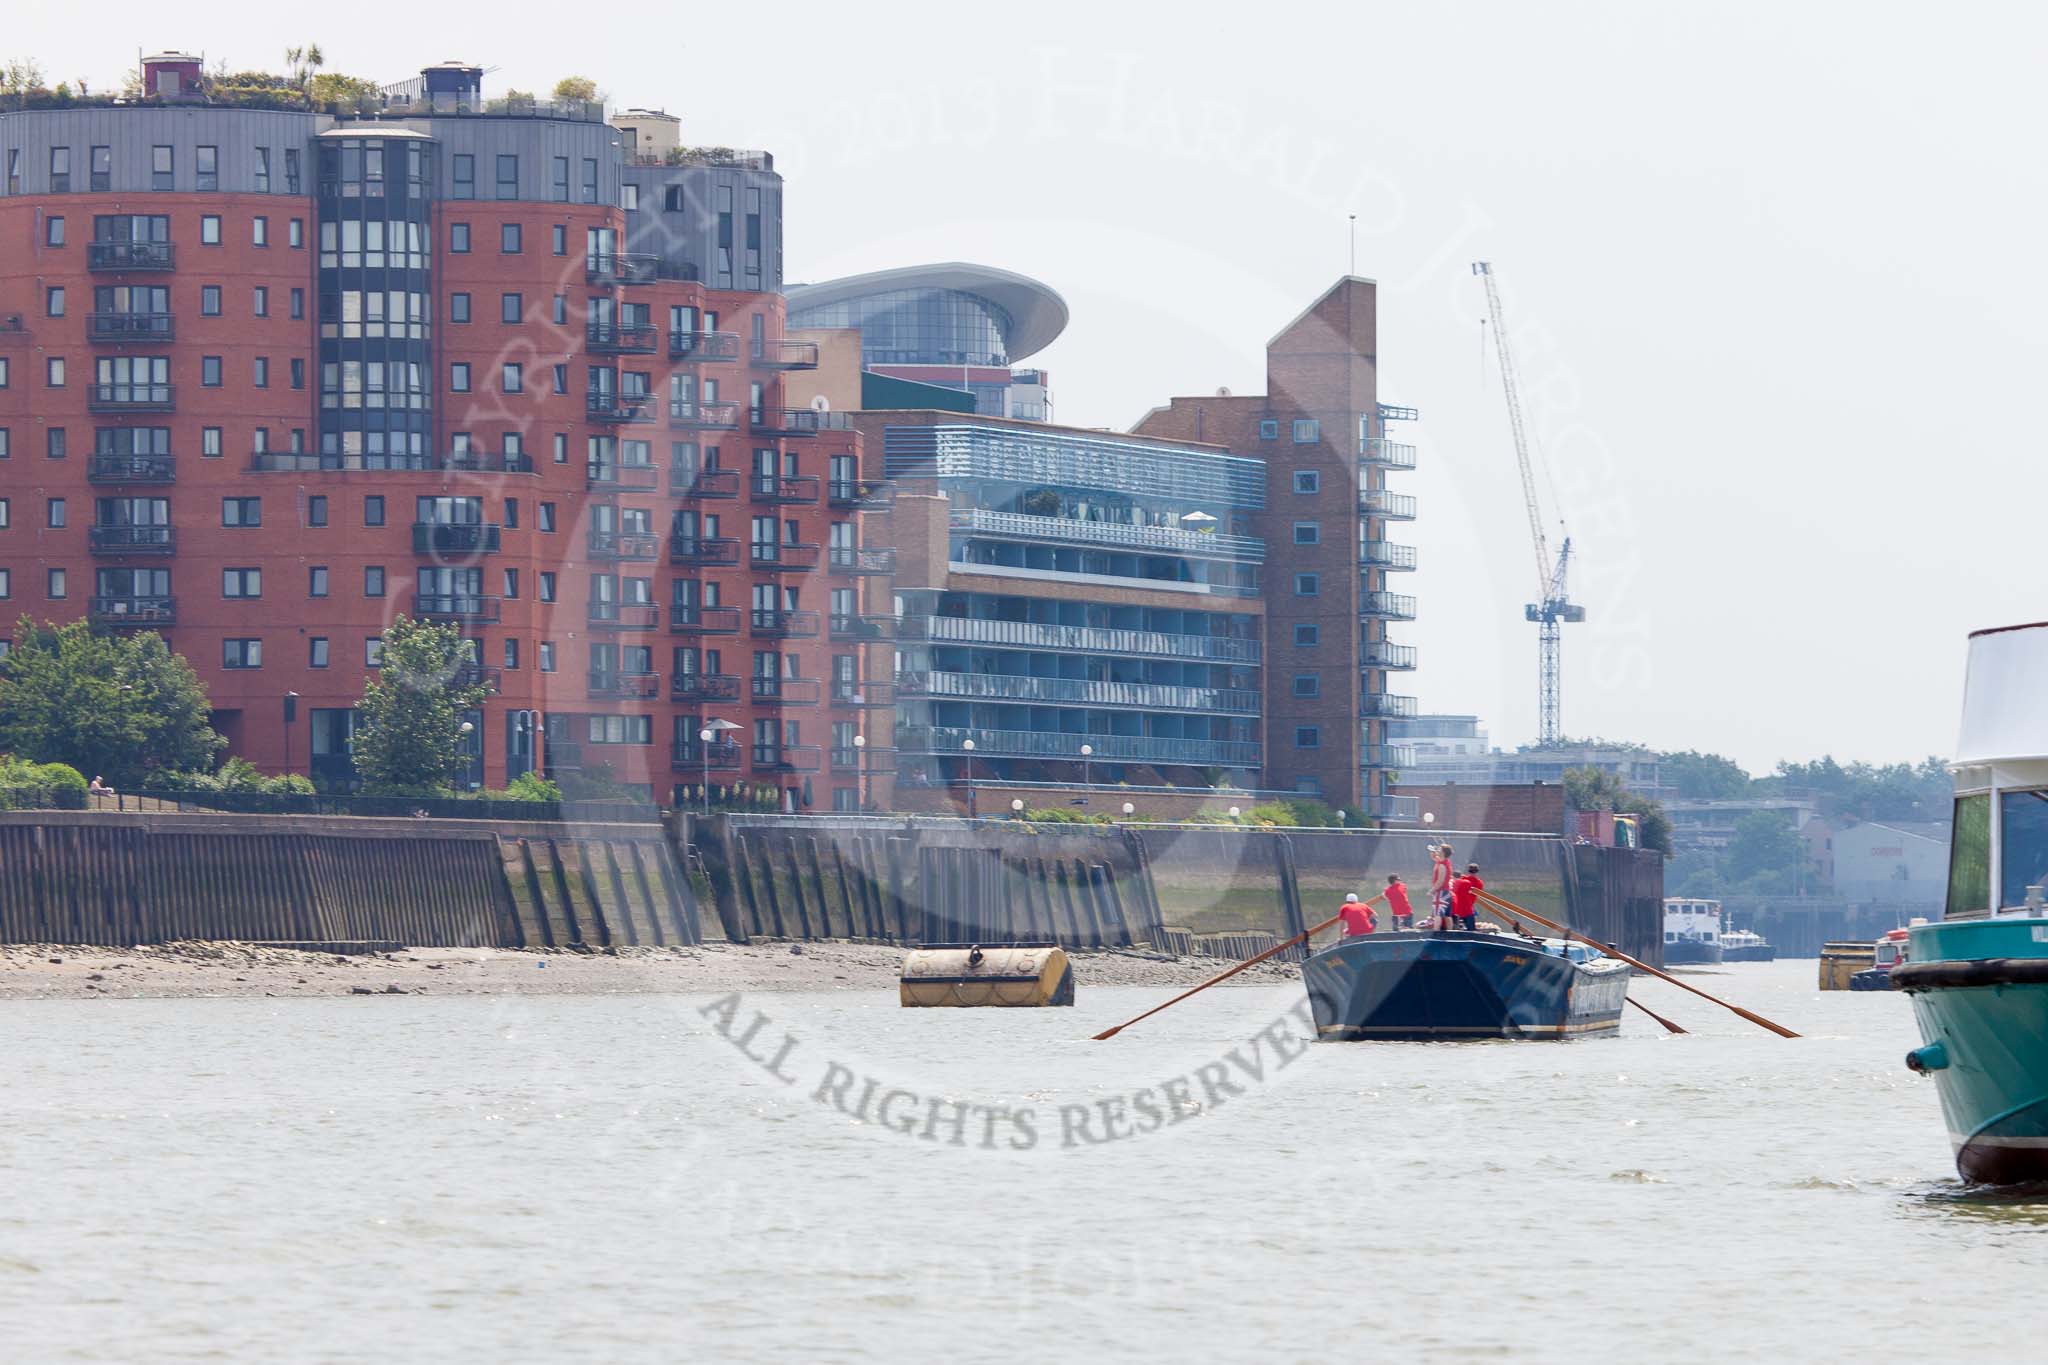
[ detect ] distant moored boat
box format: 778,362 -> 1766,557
1303,929 -> 1631,1041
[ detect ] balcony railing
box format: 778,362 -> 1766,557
587,602 -> 662,630
585,321 -> 659,354
751,338 -> 820,370
89,595 -> 175,626
87,312 -> 175,342
1361,794 -> 1422,824
829,613 -> 896,642
1359,540 -> 1418,571
88,383 -> 174,412
586,529 -> 661,561
450,661 -> 502,695
900,725 -> 1262,769
440,450 -> 535,474
828,480 -> 894,509
749,473 -> 820,504
88,525 -> 174,554
585,252 -> 658,285
248,451 -> 433,472
670,605 -> 744,634
87,241 -> 175,272
749,675 -> 821,705
897,615 -> 1261,663
668,330 -> 742,362
750,608 -> 821,638
1361,744 -> 1417,769
669,400 -> 741,430
87,453 -> 175,483
586,462 -> 661,491
672,740 -> 745,771
902,669 -> 1261,716
668,535 -> 741,567
829,679 -> 896,708
413,594 -> 501,622
1360,489 -> 1418,521
1360,438 -> 1418,470
1361,639 -> 1418,671
585,392 -> 654,424
751,743 -> 823,772
671,673 -> 742,702
671,467 -> 740,498
748,541 -> 821,572
831,746 -> 895,773
827,545 -> 896,574
1359,692 -> 1420,719
949,508 -> 1265,562
411,522 -> 501,556
751,407 -> 850,437
1361,591 -> 1418,621
588,671 -> 661,700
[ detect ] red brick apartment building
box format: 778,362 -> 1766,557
0,55 -> 892,809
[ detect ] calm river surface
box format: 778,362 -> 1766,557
2,960 -> 2042,1362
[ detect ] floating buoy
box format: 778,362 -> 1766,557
899,944 -> 1075,1008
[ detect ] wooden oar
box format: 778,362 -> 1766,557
1626,995 -> 1687,1035
1475,888 -> 1799,1039
1093,896 -> 1382,1041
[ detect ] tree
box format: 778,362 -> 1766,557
552,75 -> 599,102
1563,764 -> 1672,854
1727,809 -> 1806,892
1,59 -> 48,95
0,617 -> 223,783
352,618 -> 488,794
1661,749 -> 1752,799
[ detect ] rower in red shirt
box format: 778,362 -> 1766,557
1338,892 -> 1377,937
1448,863 -> 1485,932
1383,874 -> 1414,931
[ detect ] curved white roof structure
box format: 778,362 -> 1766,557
784,262 -> 1069,362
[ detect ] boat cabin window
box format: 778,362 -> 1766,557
1997,789 -> 2048,911
1947,792 -> 1989,916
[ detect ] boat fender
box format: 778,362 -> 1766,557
900,945 -> 1076,1008
1905,1041 -> 1949,1074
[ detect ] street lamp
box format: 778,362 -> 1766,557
700,717 -> 741,814
961,737 -> 977,818
455,719 -> 475,792
1080,742 -> 1093,798
1011,797 -> 1025,820
853,733 -> 868,812
1228,805 -> 1242,820
283,691 -> 298,781
1122,801 -> 1135,818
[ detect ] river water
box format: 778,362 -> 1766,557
1,960 -> 2041,1362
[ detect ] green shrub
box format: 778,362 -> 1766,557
495,772 -> 563,803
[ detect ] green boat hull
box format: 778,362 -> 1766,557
1903,917 -> 2048,1184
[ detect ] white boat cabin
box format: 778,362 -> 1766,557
1950,622 -> 2048,916
1663,897 -> 1722,947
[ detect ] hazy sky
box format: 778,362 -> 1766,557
16,2 -> 2041,773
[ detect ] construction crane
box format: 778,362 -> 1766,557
1472,261 -> 1585,746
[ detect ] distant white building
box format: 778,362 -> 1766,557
1832,820 -> 1949,909
1389,717 -> 1665,799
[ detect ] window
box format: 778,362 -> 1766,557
450,292 -> 471,323
223,639 -> 262,669
551,294 -> 567,325
621,183 -> 639,212
223,568 -> 262,598
308,495 -> 328,527
552,434 -> 567,464
552,225 -> 567,255
500,223 -> 521,254
581,158 -> 599,203
1293,624 -> 1320,647
253,357 -> 269,389
552,364 -> 567,394
200,214 -> 220,244
49,146 -> 71,193
0,359 -> 7,388
252,287 -> 268,317
202,427 -> 222,458
1293,522 -> 1320,545
503,498 -> 519,529
1293,470 -> 1320,495
449,222 -> 470,253
284,148 -> 301,194
539,571 -> 556,602
501,364 -> 522,394
252,216 -> 268,247
551,155 -> 569,202
539,502 -> 557,532
1294,572 -> 1320,596
364,495 -> 385,527
364,565 -> 386,597
46,358 -> 64,387
253,147 -> 270,193
502,568 -> 519,599
450,363 -> 470,393
290,359 -> 304,390
1292,674 -> 1321,698
365,639 -> 384,669
1260,419 -> 1281,441
288,218 -> 303,248
45,287 -> 63,318
452,154 -> 475,199
48,568 -> 67,599
46,428 -> 65,459
586,715 -> 652,746
201,356 -> 222,387
290,287 -> 304,319
46,216 -> 63,247
0,569 -> 8,597
309,566 -> 329,597
200,286 -> 221,317
539,641 -> 556,673
309,638 -> 329,668
1292,418 -> 1320,444
1295,726 -> 1321,749
0,499 -> 7,526
500,292 -> 522,324
223,497 -> 261,527
90,144 -> 110,191
196,145 -> 218,192
496,154 -> 519,200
